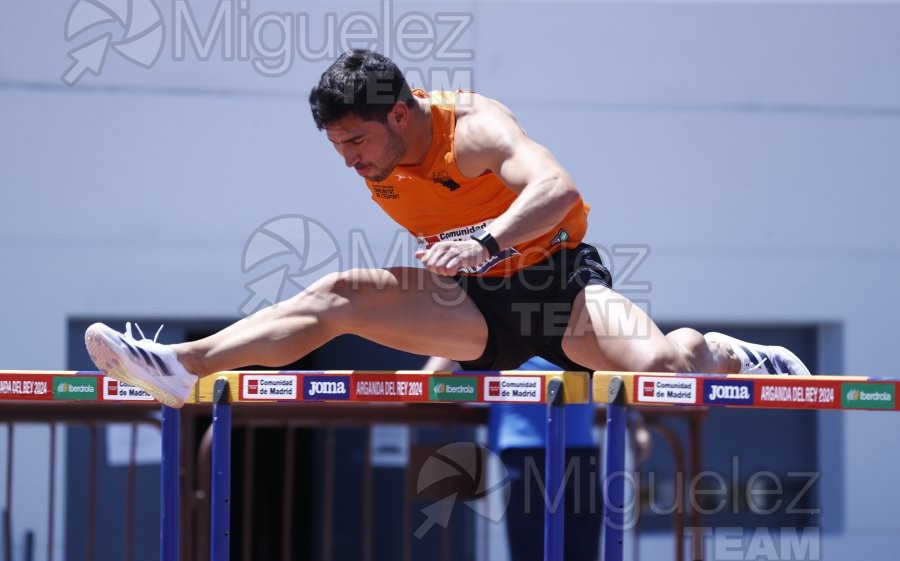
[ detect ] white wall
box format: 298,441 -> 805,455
2,0 -> 899,559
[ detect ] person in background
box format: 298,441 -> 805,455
425,355 -> 602,561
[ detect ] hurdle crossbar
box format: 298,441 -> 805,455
0,370 -> 590,561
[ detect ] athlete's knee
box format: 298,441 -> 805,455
275,271 -> 361,319
300,269 -> 398,313
629,346 -> 684,373
273,271 -> 372,331
331,268 -> 398,298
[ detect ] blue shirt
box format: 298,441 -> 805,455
488,356 -> 597,450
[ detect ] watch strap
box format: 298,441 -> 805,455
471,231 -> 501,257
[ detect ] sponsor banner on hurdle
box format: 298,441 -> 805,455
0,370 -> 576,404
303,375 -> 351,401
351,373 -> 430,402
840,382 -> 896,410
0,372 -> 156,403
634,376 -> 698,405
596,373 -> 900,411
0,374 -> 53,401
429,376 -> 480,402
103,377 -> 155,401
483,376 -> 544,403
240,373 -> 299,400
703,379 -> 755,406
754,378 -> 841,409
53,376 -> 99,401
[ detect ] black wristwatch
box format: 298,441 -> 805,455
470,230 -> 501,258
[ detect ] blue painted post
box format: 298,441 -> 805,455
604,376 -> 626,561
160,406 -> 180,561
544,378 -> 566,561
211,379 -> 232,561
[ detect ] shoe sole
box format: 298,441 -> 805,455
706,332 -> 811,376
85,328 -> 186,408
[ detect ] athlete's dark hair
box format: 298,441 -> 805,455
309,49 -> 415,130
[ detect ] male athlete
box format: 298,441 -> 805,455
85,49 -> 809,407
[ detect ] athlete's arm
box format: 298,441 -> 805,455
455,93 -> 582,250
416,93 -> 582,275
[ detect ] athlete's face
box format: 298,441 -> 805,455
325,110 -> 408,183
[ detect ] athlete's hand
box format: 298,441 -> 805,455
415,239 -> 489,276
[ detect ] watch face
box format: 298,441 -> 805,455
471,231 -> 499,256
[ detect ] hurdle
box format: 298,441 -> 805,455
595,372 -> 897,561
193,370 -> 590,561
0,370 -> 171,559
15,369 -> 874,561
0,369 -> 590,561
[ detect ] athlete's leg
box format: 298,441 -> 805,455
560,284 -> 739,373
560,285 -> 810,375
176,267 -> 488,377
86,267 -> 491,406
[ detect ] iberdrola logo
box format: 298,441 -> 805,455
52,376 -> 99,400
62,0 -> 165,86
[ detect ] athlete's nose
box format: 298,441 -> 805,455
343,151 -> 360,168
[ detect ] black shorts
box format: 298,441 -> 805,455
455,243 -> 612,371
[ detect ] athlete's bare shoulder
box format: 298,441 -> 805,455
453,91 -> 517,119
452,92 -> 526,177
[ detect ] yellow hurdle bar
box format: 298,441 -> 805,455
194,370 -> 591,405
0,370 -> 591,405
592,372 -> 897,411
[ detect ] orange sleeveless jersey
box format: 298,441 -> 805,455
365,90 -> 589,277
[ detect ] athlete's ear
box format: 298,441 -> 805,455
390,102 -> 408,127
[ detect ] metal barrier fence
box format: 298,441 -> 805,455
0,372 -> 166,561
193,371 -> 592,561
0,370 -> 591,561
5,370 -> 880,561
595,372 -> 898,561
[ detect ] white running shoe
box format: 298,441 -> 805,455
704,332 -> 811,376
85,322 -> 198,407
